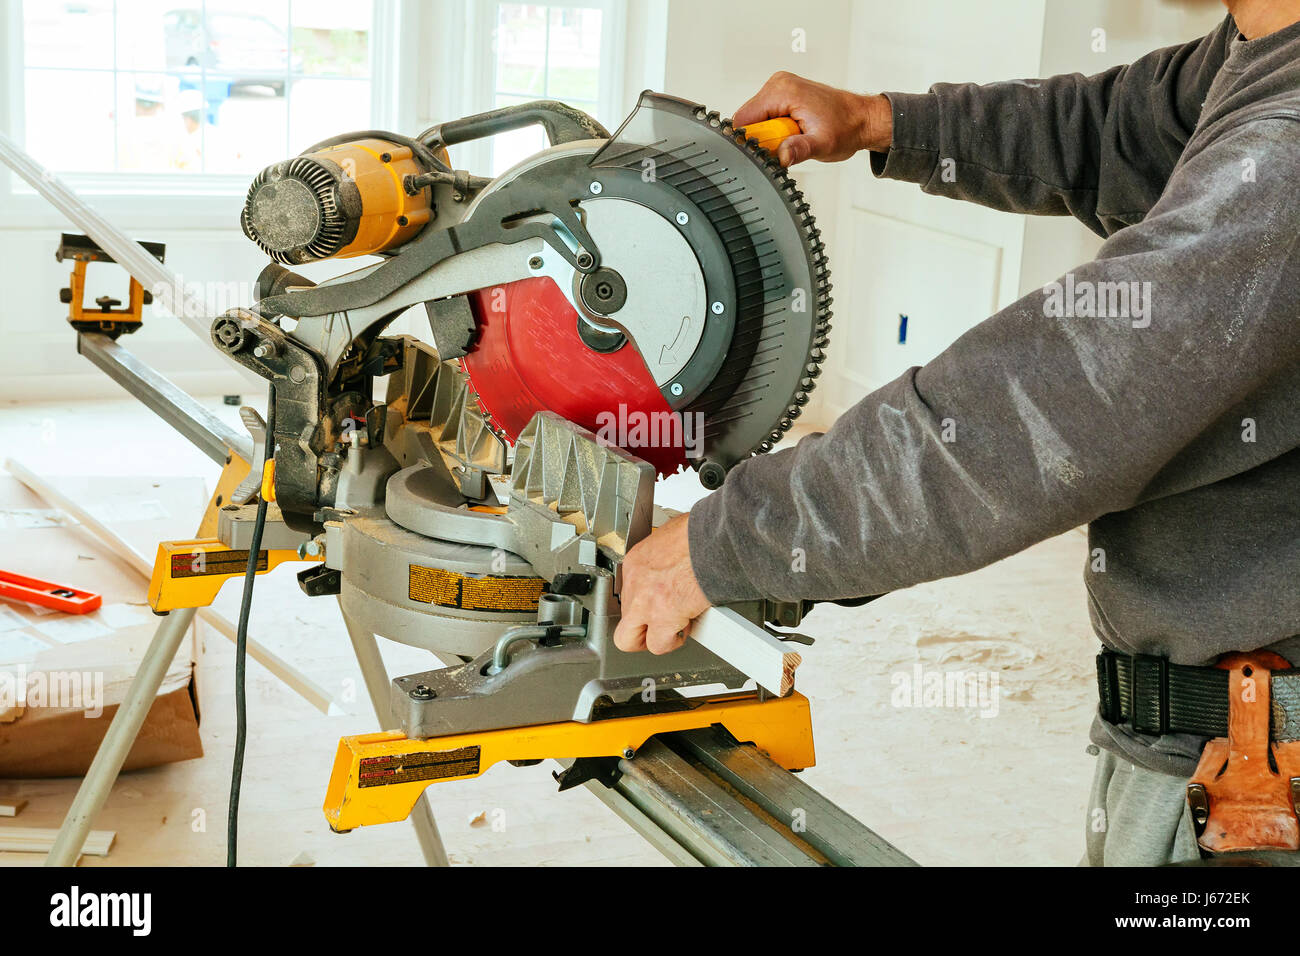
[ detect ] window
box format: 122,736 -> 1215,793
473,0 -> 626,176
15,0 -> 380,183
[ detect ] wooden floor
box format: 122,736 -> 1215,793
0,395 -> 1099,866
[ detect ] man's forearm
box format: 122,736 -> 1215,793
688,116 -> 1300,606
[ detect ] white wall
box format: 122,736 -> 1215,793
814,0 -> 1048,422
1017,0 -> 1228,295
662,0 -> 853,424
809,0 -> 1229,425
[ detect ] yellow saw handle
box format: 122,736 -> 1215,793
739,116 -> 801,153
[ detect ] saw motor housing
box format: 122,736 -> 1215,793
241,137 -> 438,264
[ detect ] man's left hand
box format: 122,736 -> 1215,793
613,513 -> 711,655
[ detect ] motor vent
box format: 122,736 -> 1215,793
241,156 -> 354,265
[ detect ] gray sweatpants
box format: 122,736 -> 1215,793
1084,749 -> 1300,866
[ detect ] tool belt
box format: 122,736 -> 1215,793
1097,649 -> 1300,854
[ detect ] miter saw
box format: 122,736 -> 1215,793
147,92 -> 833,832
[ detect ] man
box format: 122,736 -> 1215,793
613,0 -> 1300,865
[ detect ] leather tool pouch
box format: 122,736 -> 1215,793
1187,651 -> 1300,853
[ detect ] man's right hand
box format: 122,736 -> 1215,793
734,72 -> 893,167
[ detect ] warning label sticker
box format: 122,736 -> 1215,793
358,746 -> 481,787
170,549 -> 267,578
408,565 -> 544,613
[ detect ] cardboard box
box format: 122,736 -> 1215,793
0,629 -> 202,777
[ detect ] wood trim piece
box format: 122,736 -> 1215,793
690,607 -> 802,698
0,826 -> 114,856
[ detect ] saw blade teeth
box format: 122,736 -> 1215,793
593,97 -> 838,465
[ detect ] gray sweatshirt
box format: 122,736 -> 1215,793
687,14 -> 1300,776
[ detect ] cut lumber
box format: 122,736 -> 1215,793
690,607 -> 802,697
0,826 -> 114,856
0,851 -> 80,867
0,800 -> 26,817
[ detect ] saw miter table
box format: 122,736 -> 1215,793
2,93 -> 913,866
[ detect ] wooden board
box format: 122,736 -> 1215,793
690,607 -> 802,697
0,826 -> 114,856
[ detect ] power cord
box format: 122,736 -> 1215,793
228,384 -> 275,867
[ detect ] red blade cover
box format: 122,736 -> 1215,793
461,276 -> 687,476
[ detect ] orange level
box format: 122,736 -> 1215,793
0,569 -> 102,614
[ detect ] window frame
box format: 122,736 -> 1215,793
0,0 -> 404,228
454,0 -> 629,177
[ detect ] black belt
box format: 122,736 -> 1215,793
1096,649 -> 1300,741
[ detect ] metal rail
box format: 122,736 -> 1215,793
571,726 -> 915,867
78,333 -> 253,465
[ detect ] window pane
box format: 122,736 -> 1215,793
291,0 -> 372,77
25,69 -> 116,173
22,2 -> 373,177
545,6 -> 601,101
117,0 -> 190,72
496,4 -> 547,97
491,93 -> 547,176
200,1 -> 292,75
197,74 -> 288,173
488,5 -> 607,177
289,78 -> 372,153
116,74 -> 204,173
22,0 -> 114,70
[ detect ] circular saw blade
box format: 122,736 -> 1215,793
458,92 -> 832,487
461,276 -> 688,477
587,94 -> 833,480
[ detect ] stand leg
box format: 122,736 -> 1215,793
339,601 -> 450,867
45,607 -> 196,866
